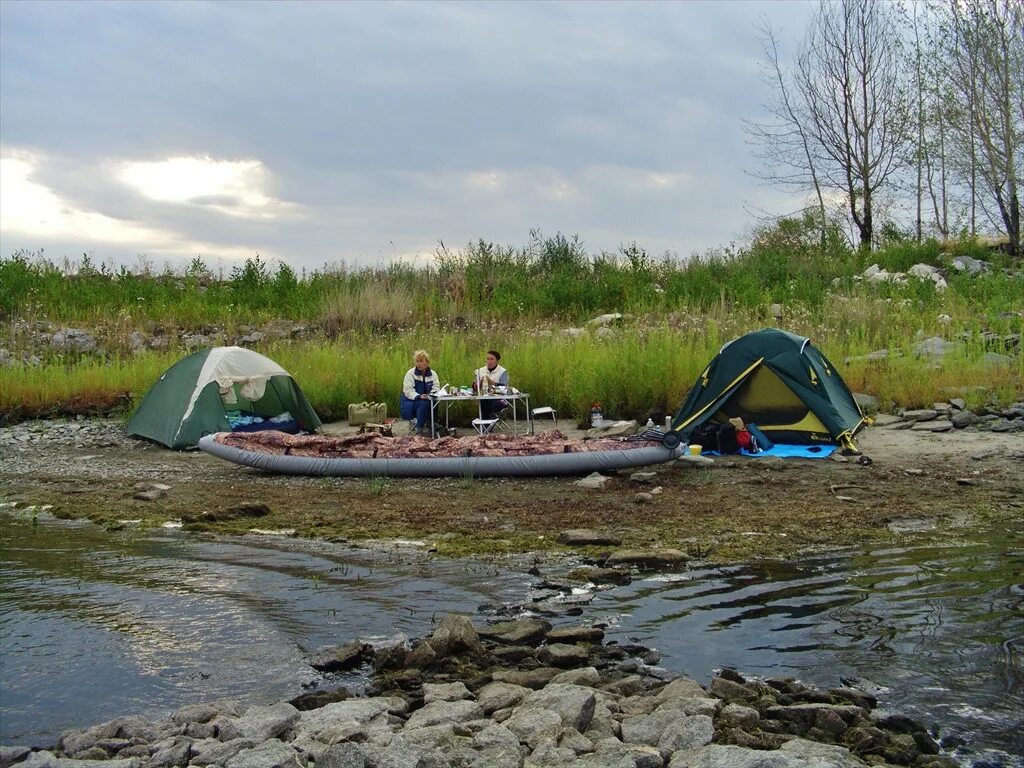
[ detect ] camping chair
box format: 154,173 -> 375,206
531,406 -> 557,431
472,417 -> 500,435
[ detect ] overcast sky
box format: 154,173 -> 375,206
0,0 -> 813,272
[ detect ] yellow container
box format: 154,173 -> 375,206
688,444 -> 702,456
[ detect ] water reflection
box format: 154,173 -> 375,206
1,513 -> 1021,765
592,535 -> 1023,763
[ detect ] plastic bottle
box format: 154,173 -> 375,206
665,415 -> 672,431
590,402 -> 603,427
645,418 -> 655,430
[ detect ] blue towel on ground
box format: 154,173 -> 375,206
704,444 -> 836,459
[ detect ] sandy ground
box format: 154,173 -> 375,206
1,418 -> 1021,563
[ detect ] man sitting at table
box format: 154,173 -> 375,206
474,350 -> 509,420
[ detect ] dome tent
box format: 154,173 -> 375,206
664,329 -> 866,453
126,346 -> 321,449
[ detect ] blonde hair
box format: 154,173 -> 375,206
413,349 -> 430,365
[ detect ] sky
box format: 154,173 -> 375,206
0,0 -> 814,272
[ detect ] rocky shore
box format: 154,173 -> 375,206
1,614 -> 958,768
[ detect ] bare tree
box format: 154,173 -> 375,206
794,0 -> 912,250
744,20 -> 830,249
747,0 -> 911,251
941,0 -> 1022,257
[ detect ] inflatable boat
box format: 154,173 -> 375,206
198,430 -> 680,478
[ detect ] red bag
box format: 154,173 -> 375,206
736,429 -> 752,450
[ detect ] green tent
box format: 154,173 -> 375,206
666,328 -> 866,452
126,346 -> 321,449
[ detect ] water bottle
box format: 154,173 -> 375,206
664,415 -> 672,431
645,418 -> 655,430
590,402 -> 603,427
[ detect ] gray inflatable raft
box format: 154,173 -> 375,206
198,434 -> 681,478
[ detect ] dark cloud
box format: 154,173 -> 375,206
0,0 -> 812,268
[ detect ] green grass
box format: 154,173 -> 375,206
1,225 -> 1021,422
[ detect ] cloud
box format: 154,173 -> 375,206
117,156 -> 302,220
0,1 -> 816,269
0,149 -> 265,262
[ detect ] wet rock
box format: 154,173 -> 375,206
547,626 -> 605,644
427,613 -> 484,657
605,549 -> 687,569
476,682 -> 532,714
309,641 -> 373,673
146,738 -> 190,768
295,699 -> 400,739
557,529 -> 622,547
566,567 -> 633,585
518,684 -> 598,732
504,707 -> 564,751
190,739 -> 257,767
843,725 -> 887,754
170,703 -> 220,725
551,667 -> 602,687
779,738 -> 863,767
538,643 -> 590,668
828,687 -> 877,711
404,640 -> 437,670
491,645 -> 536,663
709,677 -> 758,704
0,748 -> 31,768
224,739 -> 300,768
422,682 -> 471,704
656,677 -> 707,701
288,688 -> 350,711
230,702 -> 300,743
659,714 -> 715,755
718,704 -> 760,730
574,472 -> 611,489
479,618 -> 551,646
492,666 -> 563,691
403,699 -> 483,729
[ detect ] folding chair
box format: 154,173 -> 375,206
531,406 -> 557,430
472,417 -> 499,435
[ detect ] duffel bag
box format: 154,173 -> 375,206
348,401 -> 387,425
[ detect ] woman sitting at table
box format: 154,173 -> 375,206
474,349 -> 509,420
400,349 -> 440,436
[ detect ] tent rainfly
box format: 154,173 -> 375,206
125,346 -> 321,449
664,328 -> 866,453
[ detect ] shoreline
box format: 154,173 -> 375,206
1,417 -> 1021,564
0,613 -> 977,768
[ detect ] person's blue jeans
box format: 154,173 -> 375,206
400,396 -> 431,429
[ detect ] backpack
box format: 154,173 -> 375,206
691,422 -> 741,454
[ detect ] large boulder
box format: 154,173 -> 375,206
477,682 -> 532,714
403,700 -> 483,730
230,702 -> 300,743
427,614 -> 484,657
479,618 -> 551,645
517,684 -> 597,732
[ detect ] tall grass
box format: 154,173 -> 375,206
1,224 -> 1020,422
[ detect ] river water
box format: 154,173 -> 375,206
1,513 -> 1021,765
